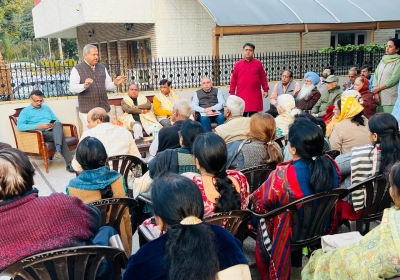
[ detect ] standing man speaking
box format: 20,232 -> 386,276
69,44 -> 127,131
229,43 -> 269,117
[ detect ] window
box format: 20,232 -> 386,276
331,32 -> 368,47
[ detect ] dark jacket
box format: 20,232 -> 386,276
294,87 -> 321,111
158,120 -> 184,153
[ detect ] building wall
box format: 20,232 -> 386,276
76,23 -> 157,61
374,29 -> 396,44
154,0 -> 215,57
218,31 -> 331,54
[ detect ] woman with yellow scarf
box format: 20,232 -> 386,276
372,38 -> 400,113
328,90 -> 370,154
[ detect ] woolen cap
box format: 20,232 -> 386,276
324,75 -> 339,83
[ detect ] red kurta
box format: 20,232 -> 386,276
229,58 -> 269,112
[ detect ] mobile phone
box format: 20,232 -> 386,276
49,120 -> 56,123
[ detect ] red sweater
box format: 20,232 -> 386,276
0,190 -> 100,271
229,58 -> 269,112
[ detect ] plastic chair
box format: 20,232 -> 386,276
9,107 -> 79,173
342,175 -> 391,234
88,198 -> 137,256
203,209 -> 253,242
240,164 -> 274,193
0,246 -> 126,280
138,209 -> 253,246
251,188 -> 347,265
107,154 -> 148,196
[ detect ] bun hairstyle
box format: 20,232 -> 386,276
288,119 -> 336,193
192,133 -> 241,212
151,174 -> 219,280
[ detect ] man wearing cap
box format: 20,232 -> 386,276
311,75 -> 342,117
294,72 -> 321,111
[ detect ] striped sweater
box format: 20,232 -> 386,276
350,145 -> 381,212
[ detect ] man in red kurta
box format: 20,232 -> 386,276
229,43 -> 269,116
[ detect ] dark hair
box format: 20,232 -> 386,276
180,120 -> 205,152
282,70 -> 293,78
159,79 -> 172,86
337,99 -> 365,126
151,174 -> 219,280
295,112 -> 327,135
76,137 -> 108,170
388,38 -> 400,55
361,64 -> 373,72
0,148 -> 35,200
30,90 -> 44,97
389,162 -> 400,198
243,42 -> 255,50
368,113 -> 400,177
192,133 -> 241,212
288,119 -> 336,193
325,66 -> 335,75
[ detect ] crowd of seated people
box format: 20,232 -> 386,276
5,57 -> 400,280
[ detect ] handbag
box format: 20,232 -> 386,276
321,231 -> 362,252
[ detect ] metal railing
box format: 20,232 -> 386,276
0,50 -> 385,101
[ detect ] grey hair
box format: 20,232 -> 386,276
225,95 -> 245,116
173,99 -> 193,118
83,44 -> 98,55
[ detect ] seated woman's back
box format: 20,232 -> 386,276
251,119 -> 340,280
184,133 -> 249,215
122,174 -> 251,280
240,112 -> 283,169
329,90 -> 370,154
0,148 -> 101,271
66,136 -> 131,256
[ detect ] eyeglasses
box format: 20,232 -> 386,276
31,98 -> 44,103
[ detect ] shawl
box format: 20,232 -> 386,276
326,90 -> 364,137
155,90 -> 180,111
67,166 -> 122,191
120,94 -> 162,134
302,206 -> 400,280
251,158 -> 339,280
382,53 -> 400,64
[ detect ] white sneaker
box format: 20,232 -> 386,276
53,152 -> 63,160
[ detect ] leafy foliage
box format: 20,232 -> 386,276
318,42 -> 386,53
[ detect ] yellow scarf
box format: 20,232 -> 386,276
327,90 -> 364,137
155,90 -> 180,111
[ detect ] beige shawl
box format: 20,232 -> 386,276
120,94 -> 162,135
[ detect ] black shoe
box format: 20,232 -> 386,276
66,163 -> 75,173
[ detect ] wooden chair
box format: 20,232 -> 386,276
240,164 -> 274,193
342,175 -> 391,234
88,198 -> 137,256
9,107 -> 79,173
251,188 -> 348,265
0,246 -> 126,280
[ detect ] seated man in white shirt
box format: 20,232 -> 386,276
72,107 -> 141,172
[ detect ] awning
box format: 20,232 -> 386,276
199,0 -> 400,26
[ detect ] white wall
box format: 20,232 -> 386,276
154,0 -> 215,57
374,29 -> 396,44
32,0 -> 156,38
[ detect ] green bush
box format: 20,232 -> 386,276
318,42 -> 386,53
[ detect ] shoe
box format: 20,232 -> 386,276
66,163 -> 75,173
53,151 -> 63,160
